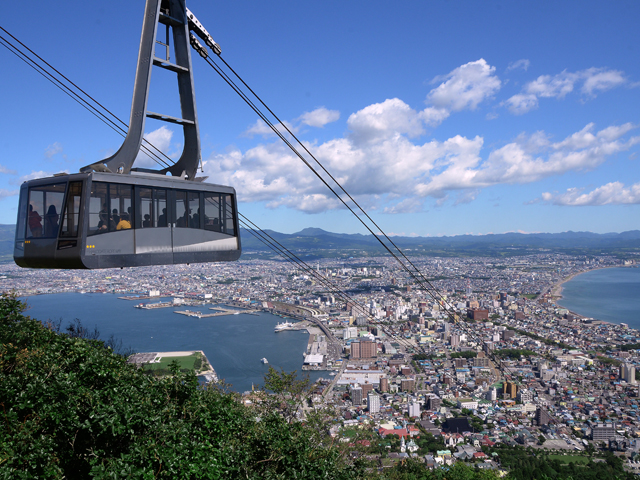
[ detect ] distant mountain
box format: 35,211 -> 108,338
241,228 -> 640,258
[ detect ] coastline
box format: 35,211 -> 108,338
550,265 -> 636,325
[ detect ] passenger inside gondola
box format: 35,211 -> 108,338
28,204 -> 43,238
117,213 -> 131,230
44,205 -> 60,237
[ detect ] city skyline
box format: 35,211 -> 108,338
1,1 -> 639,236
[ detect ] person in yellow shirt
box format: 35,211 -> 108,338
116,213 -> 132,230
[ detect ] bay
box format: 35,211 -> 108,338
21,293 -> 326,393
558,267 -> 640,328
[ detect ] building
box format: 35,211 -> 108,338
486,388 -> 497,401
503,381 -> 518,399
592,423 -> 616,442
343,326 -> 358,340
450,334 -> 460,347
535,407 -> 553,426
355,316 -> 368,326
457,398 -> 478,410
361,382 -> 373,396
474,357 -> 491,368
408,402 -> 421,418
502,330 -> 515,341
467,309 -> 489,321
401,378 -> 415,392
426,395 -> 441,411
351,386 -> 363,405
367,392 -> 380,414
621,363 -> 637,384
517,389 -> 533,404
379,377 -> 389,393
360,340 -> 377,359
351,340 -> 377,359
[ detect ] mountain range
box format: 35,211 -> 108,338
2,224 -> 639,262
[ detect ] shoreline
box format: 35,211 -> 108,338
550,265 -> 636,325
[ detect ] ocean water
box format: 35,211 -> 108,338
558,267 -> 640,327
20,293 -> 326,393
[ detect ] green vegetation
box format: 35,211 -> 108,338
597,355 -> 622,367
450,351 -> 478,359
494,444 -> 633,480
0,295 -> 364,479
142,351 -> 208,376
494,349 -> 536,359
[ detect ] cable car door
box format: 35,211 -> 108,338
134,186 -> 172,264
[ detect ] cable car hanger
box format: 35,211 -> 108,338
81,0 -> 219,181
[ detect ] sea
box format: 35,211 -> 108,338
558,267 -> 640,328
20,293 -> 327,393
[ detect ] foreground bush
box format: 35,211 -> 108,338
0,295 -> 364,479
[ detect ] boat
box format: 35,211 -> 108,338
233,311 -> 240,315
261,358 -> 268,364
275,321 -> 294,332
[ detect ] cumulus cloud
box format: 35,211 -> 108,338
426,59 -> 501,113
203,114 -> 639,214
505,67 -> 628,114
45,142 -> 63,158
298,107 -> 340,128
0,164 -> 17,175
507,59 -> 530,72
542,182 -> 640,206
135,126 -> 177,167
0,189 -> 19,199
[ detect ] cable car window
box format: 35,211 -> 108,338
175,190 -> 188,228
155,189 -> 167,227
221,194 -> 236,237
88,182 -> 111,236
203,192 -> 221,232
188,191 -> 200,229
139,187 -> 153,228
112,184 -> 133,230
27,183 -> 65,239
16,188 -> 28,242
60,182 -> 82,238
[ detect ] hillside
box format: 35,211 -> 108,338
0,294 -> 505,479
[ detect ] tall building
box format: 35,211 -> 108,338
503,381 -> 518,399
361,382 -> 373,396
401,378 -> 415,392
450,334 -> 460,347
367,392 -> 380,414
517,389 -> 533,403
408,402 -> 421,418
379,377 -> 389,393
351,386 -> 363,405
486,388 -> 497,401
360,340 -> 377,359
535,407 -> 552,426
350,341 -> 360,359
621,363 -> 637,384
426,395 -> 441,411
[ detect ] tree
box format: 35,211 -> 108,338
261,366 -> 311,423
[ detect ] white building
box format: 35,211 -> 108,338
408,402 -> 421,418
457,398 -> 478,410
367,392 -> 380,414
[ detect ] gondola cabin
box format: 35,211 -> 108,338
15,172 -> 240,269
14,0 -> 243,269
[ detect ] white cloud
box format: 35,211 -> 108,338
581,68 -> 626,96
426,59 -> 501,113
45,142 -> 63,158
0,189 -> 19,199
16,170 -> 63,184
204,110 -> 639,213
135,126 -> 177,168
298,107 -> 340,128
542,182 -> 640,206
506,59 -> 530,72
0,164 -> 17,175
505,67 -> 628,114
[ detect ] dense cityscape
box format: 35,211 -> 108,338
3,252 -> 640,476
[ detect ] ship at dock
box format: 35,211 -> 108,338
274,321 -> 294,332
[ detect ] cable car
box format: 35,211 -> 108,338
14,0 -> 241,269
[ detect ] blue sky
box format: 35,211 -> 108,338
1,0 -> 639,236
